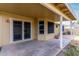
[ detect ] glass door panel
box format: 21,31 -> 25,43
13,21 -> 22,41
24,22 -> 31,39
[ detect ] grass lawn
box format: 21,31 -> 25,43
57,36 -> 79,56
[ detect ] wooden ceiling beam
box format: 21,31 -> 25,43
54,3 -> 64,7
41,3 -> 71,20
62,8 -> 68,12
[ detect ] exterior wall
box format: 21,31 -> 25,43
0,16 -> 11,46
1,16 -> 10,46
38,19 -> 60,40
0,12 -> 59,46
55,24 -> 60,35
33,18 -> 38,40
0,14 -> 36,46
46,19 -> 56,40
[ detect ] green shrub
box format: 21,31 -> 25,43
64,44 -> 79,56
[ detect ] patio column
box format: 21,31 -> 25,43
70,21 -> 73,40
59,16 -> 63,49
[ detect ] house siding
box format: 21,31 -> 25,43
0,13 -> 60,47
0,14 -> 35,46
38,19 -> 60,40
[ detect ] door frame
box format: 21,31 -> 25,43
10,18 -> 32,44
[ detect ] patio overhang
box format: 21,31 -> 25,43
0,3 -> 76,21
41,3 -> 76,20
0,3 -> 59,21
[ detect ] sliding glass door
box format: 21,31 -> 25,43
13,20 -> 31,41
24,22 -> 31,39
13,21 -> 22,41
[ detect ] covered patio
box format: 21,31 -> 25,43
0,3 -> 77,56
0,35 -> 72,56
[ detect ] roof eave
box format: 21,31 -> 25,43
41,3 -> 76,21
65,3 -> 77,20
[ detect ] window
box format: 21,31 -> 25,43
24,22 -> 31,39
39,21 -> 44,34
48,22 -> 54,33
13,20 -> 31,41
13,21 -> 22,41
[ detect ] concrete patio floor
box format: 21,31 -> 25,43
0,35 -> 72,56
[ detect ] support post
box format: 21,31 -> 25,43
0,47 -> 2,51
60,16 -> 63,49
70,21 -> 73,40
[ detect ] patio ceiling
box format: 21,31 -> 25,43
0,3 -> 59,21
0,3 -> 76,21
